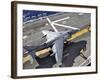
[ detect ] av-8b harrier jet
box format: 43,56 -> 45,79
24,17 -> 80,67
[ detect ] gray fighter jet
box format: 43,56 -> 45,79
24,17 -> 80,67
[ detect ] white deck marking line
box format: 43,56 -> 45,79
23,35 -> 28,39
78,13 -> 84,15
47,18 -> 58,32
79,56 -> 91,66
52,17 -> 70,23
53,23 -> 80,30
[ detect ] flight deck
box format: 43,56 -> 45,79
22,11 -> 91,69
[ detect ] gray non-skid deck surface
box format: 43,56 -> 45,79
23,12 -> 90,46
23,12 -> 91,69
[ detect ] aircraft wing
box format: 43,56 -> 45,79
42,30 -> 60,43
52,37 -> 64,64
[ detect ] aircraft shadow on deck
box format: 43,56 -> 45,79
35,40 -> 88,68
